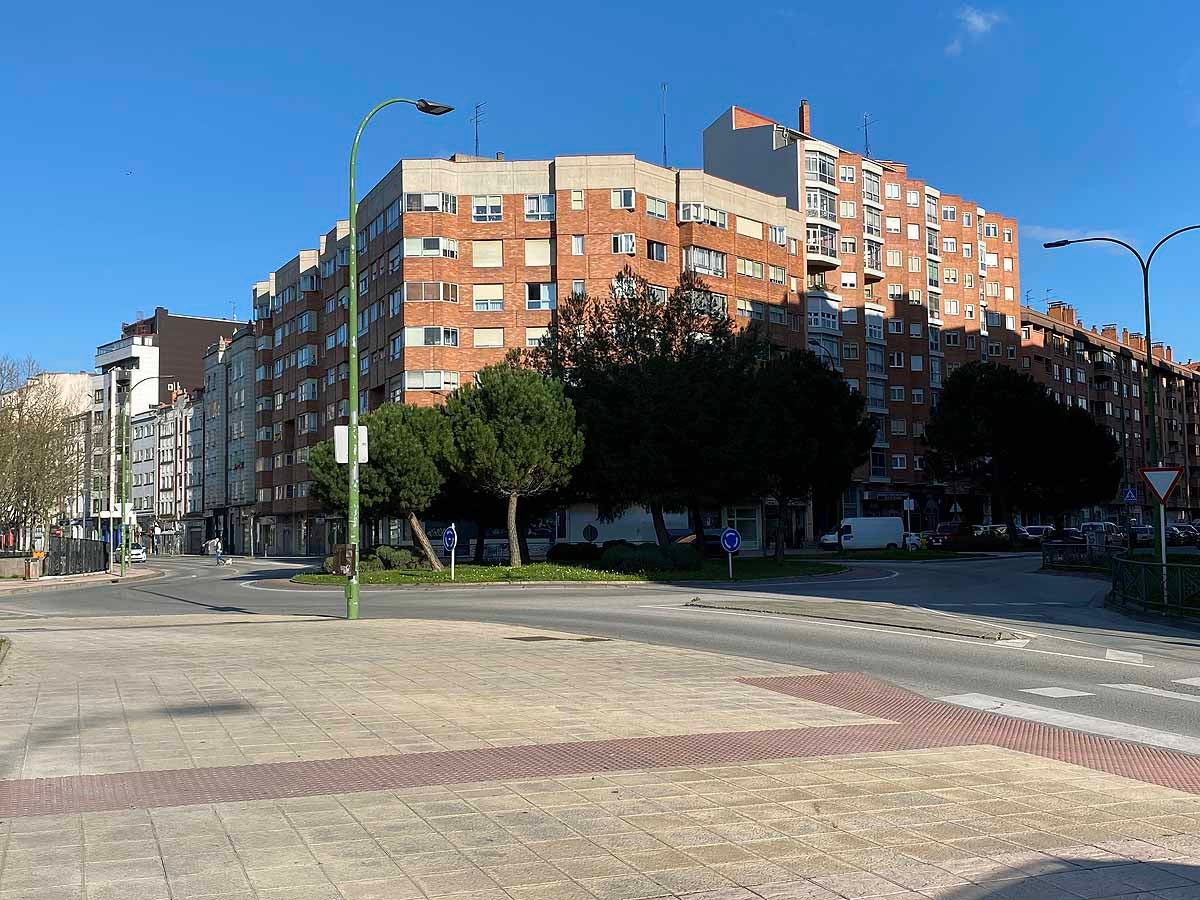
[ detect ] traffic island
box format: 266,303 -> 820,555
685,595 -> 1021,640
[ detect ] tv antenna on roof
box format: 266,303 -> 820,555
661,82 -> 668,167
470,102 -> 486,157
862,113 -> 879,159
229,299 -> 238,321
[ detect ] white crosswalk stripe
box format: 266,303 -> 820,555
1106,649 -> 1144,664
1174,677 -> 1200,688
938,693 -> 1200,755
1020,687 -> 1093,698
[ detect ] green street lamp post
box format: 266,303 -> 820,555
1044,225 -> 1200,565
344,97 -> 453,620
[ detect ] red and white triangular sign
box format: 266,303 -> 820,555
1140,466 -> 1184,503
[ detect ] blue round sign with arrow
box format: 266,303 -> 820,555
443,524 -> 457,554
720,527 -> 741,554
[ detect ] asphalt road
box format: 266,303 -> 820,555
5,554 -> 1200,750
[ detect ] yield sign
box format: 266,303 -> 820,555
1140,466 -> 1184,503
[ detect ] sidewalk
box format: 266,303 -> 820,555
1,616 -> 1199,899
0,566 -> 155,595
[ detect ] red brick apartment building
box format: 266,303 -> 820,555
704,102 -> 1020,528
245,100 -> 1197,557
251,155 -> 806,555
1022,301 -> 1200,525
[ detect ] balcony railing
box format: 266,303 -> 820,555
807,206 -> 838,224
807,238 -> 837,258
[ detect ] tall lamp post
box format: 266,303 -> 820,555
344,97 -> 453,620
1044,225 -> 1200,565
117,373 -> 176,576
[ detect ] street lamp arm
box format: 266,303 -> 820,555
350,99 -> 419,214
1147,224 -> 1200,268
1045,236 -> 1147,272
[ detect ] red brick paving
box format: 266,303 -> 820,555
4,672 -> 1200,819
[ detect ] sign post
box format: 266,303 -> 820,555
720,527 -> 741,580
443,523 -> 458,581
1141,466 -> 1184,602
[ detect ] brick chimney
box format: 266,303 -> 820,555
1101,324 -> 1118,341
1152,342 -> 1166,360
1122,328 -> 1130,344
1129,332 -> 1145,352
799,99 -> 811,135
1046,301 -> 1076,325
1167,345 -> 1174,362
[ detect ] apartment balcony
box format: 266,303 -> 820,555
806,239 -> 839,272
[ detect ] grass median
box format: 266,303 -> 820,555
292,557 -> 846,586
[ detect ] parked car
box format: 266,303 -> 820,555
128,543 -> 147,563
1166,525 -> 1194,547
1059,528 -> 1087,544
1022,525 -> 1056,544
1130,525 -> 1154,547
928,522 -> 974,549
837,517 -> 904,550
1174,524 -> 1200,545
1080,521 -> 1122,544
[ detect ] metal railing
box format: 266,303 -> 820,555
1111,553 -> 1200,618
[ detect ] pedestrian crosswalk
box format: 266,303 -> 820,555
940,677 -> 1200,755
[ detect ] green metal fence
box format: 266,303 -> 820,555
1110,553 -> 1200,618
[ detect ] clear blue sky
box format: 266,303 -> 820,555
4,0 -> 1199,371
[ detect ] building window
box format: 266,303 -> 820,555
404,236 -> 458,258
611,188 -> 635,210
472,240 -> 503,268
769,224 -> 787,245
965,304 -> 975,320
888,350 -> 905,367
984,222 -> 999,238
469,194 -> 503,223
885,182 -> 901,200
891,418 -> 907,435
524,238 -> 552,267
737,257 -> 764,279
988,342 -> 1002,357
840,200 -> 857,219
886,216 -> 901,234
910,354 -> 924,372
405,192 -> 456,214
944,267 -> 958,285
942,206 -> 957,222
611,233 -> 636,255
908,256 -> 922,273
525,326 -> 549,348
841,272 -> 857,290
571,279 -> 585,296
685,246 -> 727,277
886,249 -> 902,268
404,370 -> 459,391
769,265 -> 786,285
473,284 -> 503,312
891,454 -> 907,470
945,329 -> 960,346
647,240 -> 668,262
912,388 -> 925,405
569,235 -> 584,256
840,236 -> 857,255
906,190 -> 920,207
843,342 -> 860,360
1003,228 -> 1013,243
839,165 -> 856,183
890,385 -> 905,402
402,326 -> 458,347
526,283 -> 556,310
524,194 -> 555,221
570,189 -> 584,210
646,196 -> 667,218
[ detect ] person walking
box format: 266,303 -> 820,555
214,537 -> 224,566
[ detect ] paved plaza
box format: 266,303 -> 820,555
2,615 -> 1200,899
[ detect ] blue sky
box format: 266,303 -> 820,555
3,0 -> 1200,371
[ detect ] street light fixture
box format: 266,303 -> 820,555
1044,225 -> 1200,565
344,97 -> 454,621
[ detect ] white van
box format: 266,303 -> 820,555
838,517 -> 904,550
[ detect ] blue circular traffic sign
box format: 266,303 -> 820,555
720,527 -> 741,554
443,525 -> 457,553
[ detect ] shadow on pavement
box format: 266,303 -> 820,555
934,857 -> 1200,898
10,701 -> 255,753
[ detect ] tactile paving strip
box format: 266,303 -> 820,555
4,671 -> 1199,818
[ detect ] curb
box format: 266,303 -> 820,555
684,599 -> 1019,641
0,637 -> 9,672
0,568 -> 161,596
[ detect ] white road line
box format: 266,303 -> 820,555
1102,683 -> 1200,704
1021,687 -> 1094,698
1174,678 -> 1200,688
643,606 -> 1153,666
1106,649 -> 1144,664
939,692 -> 1200,755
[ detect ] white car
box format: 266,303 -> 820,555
818,531 -> 841,551
128,544 -> 147,563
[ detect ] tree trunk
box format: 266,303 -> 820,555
650,500 -> 671,548
690,499 -> 706,549
506,492 -> 522,567
775,498 -> 788,563
473,519 -> 487,563
407,510 -> 444,571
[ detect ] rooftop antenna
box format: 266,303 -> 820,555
470,102 -> 486,157
661,82 -> 668,167
228,299 -> 238,321
862,113 -> 878,159
1043,288 -> 1056,309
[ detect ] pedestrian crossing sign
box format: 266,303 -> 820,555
1122,486 -> 1137,504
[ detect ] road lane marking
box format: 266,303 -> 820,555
1106,649 -> 1144,664
1020,687 -> 1093,698
997,639 -> 1030,648
1102,683 -> 1200,704
938,692 -> 1200,755
641,606 -> 1153,666
1175,678 -> 1200,688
